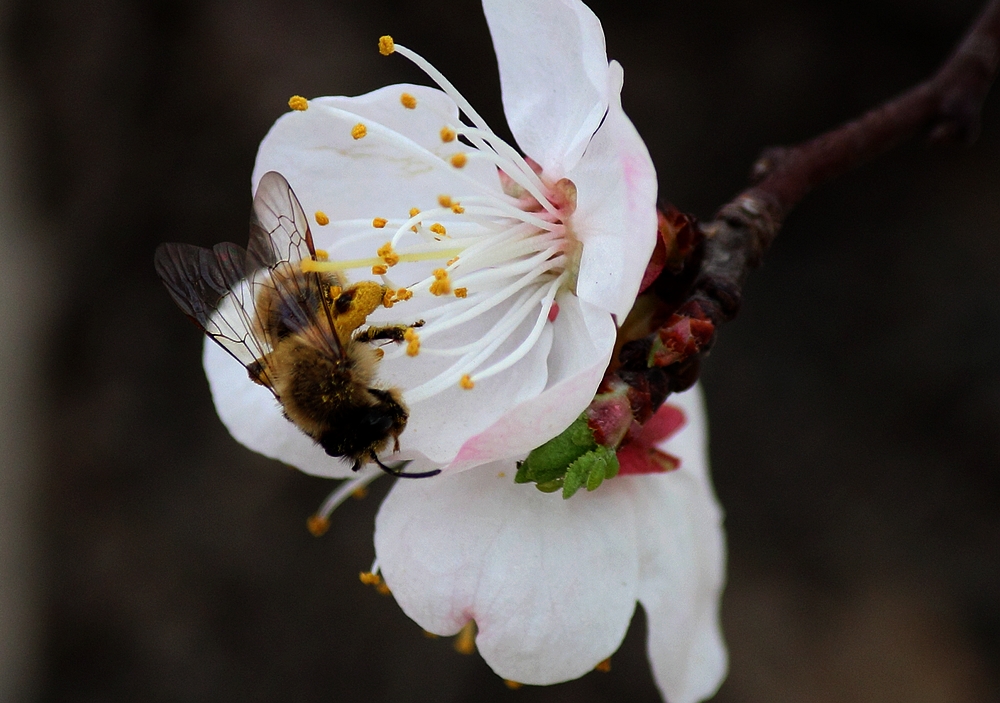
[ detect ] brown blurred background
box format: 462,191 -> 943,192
0,0 -> 997,701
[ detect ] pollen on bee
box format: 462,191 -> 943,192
459,374 -> 474,389
454,287 -> 468,298
429,223 -> 447,237
451,203 -> 465,214
378,35 -> 395,55
404,328 -> 420,356
372,264 -> 389,275
329,285 -> 343,300
450,152 -> 467,168
395,288 -> 413,301
288,95 -> 308,111
306,515 -> 330,537
351,122 -> 368,140
376,242 -> 400,266
437,194 -> 452,207
314,211 -> 330,226
400,92 -> 417,109
429,268 -> 451,296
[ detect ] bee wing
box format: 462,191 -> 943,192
246,171 -> 344,360
154,240 -> 274,374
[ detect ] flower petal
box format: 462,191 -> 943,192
202,338 -> 356,479
483,0 -> 612,177
253,84 -> 500,224
624,386 -> 728,703
569,61 -> 659,320
374,464 -> 639,685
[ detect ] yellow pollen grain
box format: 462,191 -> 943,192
376,242 -> 400,266
429,268 -> 451,296
446,256 -> 459,266
437,194 -> 452,207
454,622 -> 476,655
450,152 -> 467,168
429,223 -> 447,236
306,515 -> 329,537
454,287 -> 468,298
288,95 -> 308,111
314,211 -> 330,226
372,217 -> 388,228
395,288 -> 413,301
451,204 -> 465,214
351,122 -> 367,140
440,126 -> 456,142
595,658 -> 612,673
328,285 -> 342,300
371,264 -> 389,275
400,92 -> 417,109
378,35 -> 395,55
504,680 -> 523,690
459,374 -> 474,389
351,485 -> 368,500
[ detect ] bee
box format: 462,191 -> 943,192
154,171 -> 438,478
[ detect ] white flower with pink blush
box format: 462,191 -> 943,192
201,0 -> 727,700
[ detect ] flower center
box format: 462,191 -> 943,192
299,36 -> 579,405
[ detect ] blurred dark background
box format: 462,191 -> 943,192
0,0 -> 997,701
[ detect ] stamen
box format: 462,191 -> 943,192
288,95 -> 308,111
504,681 -> 523,690
395,288 -> 413,301
440,126 -> 456,142
429,268 -> 451,296
309,469 -> 380,535
371,264 -> 388,275
454,287 -> 468,298
301,246 -> 464,273
595,658 -> 612,673
459,374 -> 474,389
373,217 -> 388,228
437,194 -> 453,207
377,242 -> 400,266
450,153 -> 467,168
351,123 -> 368,139
454,621 -> 476,655
451,203 -> 465,214
315,211 -> 330,226
404,327 -> 420,356
429,223 -> 447,237
400,92 -> 417,109
378,35 -> 395,55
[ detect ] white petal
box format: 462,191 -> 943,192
374,465 -> 639,684
253,85 -> 500,223
569,62 -> 659,320
483,0 -> 612,177
625,386 -> 728,703
202,339 -> 356,479
442,291 -> 615,472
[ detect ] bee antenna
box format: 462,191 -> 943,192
370,452 -> 441,479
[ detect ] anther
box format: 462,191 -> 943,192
454,287 -> 468,298
314,249 -> 329,260
351,123 -> 368,140
440,126 -> 456,142
429,268 -> 451,295
376,242 -> 400,266
595,658 -> 612,673
372,217 -> 388,228
437,194 -> 452,207
382,289 -> 395,308
378,35 -> 395,56
548,302 -> 560,322
451,203 -> 465,214
306,515 -> 330,537
504,681 -> 523,690
450,152 -> 467,168
404,327 -> 420,356
395,288 -> 413,301
460,374 -> 474,389
288,95 -> 308,111
352,485 -> 368,500
409,207 -> 421,217
315,211 -> 330,226
400,92 -> 417,109
372,264 -> 389,275
454,621 -> 476,655
429,223 -> 447,237
446,256 -> 459,266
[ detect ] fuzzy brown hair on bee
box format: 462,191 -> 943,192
154,171 -> 438,478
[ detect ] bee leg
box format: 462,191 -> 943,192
354,320 -> 426,345
350,458 -> 363,473
369,452 -> 441,479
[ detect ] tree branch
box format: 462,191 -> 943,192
614,0 -> 1000,423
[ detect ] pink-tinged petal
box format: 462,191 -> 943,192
569,61 -> 658,320
374,464 -> 639,684
441,291 -> 615,472
483,0 -> 612,177
253,85 -> 500,225
202,339 -> 356,479
617,403 -> 687,475
624,386 -> 728,703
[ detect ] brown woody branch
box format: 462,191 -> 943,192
613,0 -> 1000,422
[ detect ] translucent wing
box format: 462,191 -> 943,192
154,171 -> 343,393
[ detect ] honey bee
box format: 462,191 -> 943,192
154,171 -> 438,478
